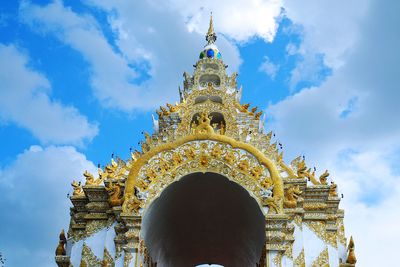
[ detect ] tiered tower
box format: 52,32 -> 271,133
55,15 -> 357,267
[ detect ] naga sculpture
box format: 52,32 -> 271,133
71,181 -> 83,196
105,181 -> 124,207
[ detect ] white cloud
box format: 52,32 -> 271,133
283,0 -> 370,69
0,44 -> 98,145
0,145 -> 96,267
19,0 -> 243,112
258,56 -> 279,79
164,0 -> 283,43
267,0 -> 400,265
282,0 -> 371,89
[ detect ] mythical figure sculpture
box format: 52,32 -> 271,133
262,195 -> 282,214
296,159 -> 308,178
283,185 -> 303,208
329,182 -> 338,197
235,102 -> 250,112
194,112 -> 214,134
71,181 -> 83,196
106,181 -> 124,207
167,103 -> 179,112
249,107 -> 258,116
160,106 -> 170,116
319,170 -> 329,185
84,170 -> 103,186
122,193 -> 142,213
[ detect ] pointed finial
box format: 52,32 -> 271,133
346,236 -> 357,264
206,12 -> 217,45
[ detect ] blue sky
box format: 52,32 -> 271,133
0,0 -> 399,266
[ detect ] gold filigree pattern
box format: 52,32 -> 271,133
124,135 -> 284,214
293,248 -> 305,267
102,248 -> 114,267
311,247 -> 329,267
284,244 -> 293,259
304,221 -> 337,248
72,218 -> 114,242
63,17 -> 353,267
81,243 -> 102,267
294,215 -> 302,228
123,251 -> 133,267
305,221 -> 326,242
337,218 -> 347,246
303,202 -> 328,211
326,231 -> 338,248
272,252 -> 283,267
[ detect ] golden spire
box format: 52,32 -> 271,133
206,12 -> 217,45
346,236 -> 357,265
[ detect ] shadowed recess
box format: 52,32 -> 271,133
142,172 -> 266,267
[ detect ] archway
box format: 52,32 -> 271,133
141,172 -> 266,267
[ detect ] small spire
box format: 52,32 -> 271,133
206,12 -> 217,45
346,236 -> 357,265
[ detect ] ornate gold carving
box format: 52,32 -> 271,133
337,218 -> 347,246
105,181 -> 124,207
326,231 -> 338,248
319,170 -> 329,185
329,182 -> 338,197
303,202 -> 328,211
194,112 -> 214,134
159,106 -> 170,116
235,102 -> 250,112
284,185 -> 302,208
294,248 -> 305,267
304,221 -> 337,248
284,244 -> 293,259
167,103 -> 180,112
294,215 -> 302,228
272,252 -> 283,267
71,181 -> 84,196
84,170 -> 103,186
305,221 -> 326,240
122,193 -> 143,215
281,156 -> 331,186
311,247 -> 329,267
102,248 -> 114,267
81,243 -> 102,267
262,195 -> 283,214
124,134 -> 284,214
123,251 -> 133,267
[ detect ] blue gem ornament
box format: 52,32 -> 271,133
206,49 -> 215,58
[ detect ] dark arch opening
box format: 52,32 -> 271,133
199,74 -> 221,86
142,172 -> 266,267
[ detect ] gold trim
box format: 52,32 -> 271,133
311,247 -> 329,267
125,133 -> 283,212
